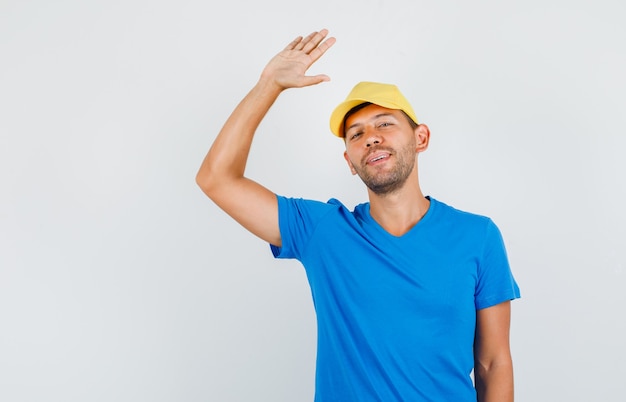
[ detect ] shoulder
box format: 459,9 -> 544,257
427,198 -> 506,249
429,197 -> 493,227
276,195 -> 349,210
276,195 -> 356,221
273,196 -> 364,258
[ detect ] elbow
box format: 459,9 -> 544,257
195,166 -> 219,199
196,163 -> 238,202
195,170 -> 207,190
474,358 -> 514,402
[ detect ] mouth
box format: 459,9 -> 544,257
366,151 -> 391,165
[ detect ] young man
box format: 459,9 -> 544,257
196,29 -> 520,401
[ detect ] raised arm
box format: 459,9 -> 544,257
196,30 -> 336,246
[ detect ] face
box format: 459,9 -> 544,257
343,104 -> 428,195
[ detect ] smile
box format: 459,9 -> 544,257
367,152 -> 391,165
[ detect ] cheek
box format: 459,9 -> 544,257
343,152 -> 358,175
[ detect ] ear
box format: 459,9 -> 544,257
343,151 -> 358,175
414,124 -> 430,153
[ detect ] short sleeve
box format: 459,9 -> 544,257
474,219 -> 521,310
270,195 -> 336,260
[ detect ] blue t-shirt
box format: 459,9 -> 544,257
271,196 -> 520,401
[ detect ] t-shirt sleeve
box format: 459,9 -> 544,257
270,195 -> 335,260
474,219 -> 521,310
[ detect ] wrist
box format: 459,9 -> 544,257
257,73 -> 285,96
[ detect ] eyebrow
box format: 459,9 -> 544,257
345,112 -> 396,132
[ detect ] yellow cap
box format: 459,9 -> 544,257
329,81 -> 418,137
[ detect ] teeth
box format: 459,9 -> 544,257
371,154 -> 387,162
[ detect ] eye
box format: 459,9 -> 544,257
349,131 -> 363,140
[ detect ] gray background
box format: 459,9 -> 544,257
1,0 -> 625,401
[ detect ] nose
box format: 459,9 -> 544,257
365,132 -> 381,147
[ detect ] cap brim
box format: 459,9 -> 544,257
329,99 -> 371,137
329,98 -> 414,137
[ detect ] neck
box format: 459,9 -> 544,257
367,175 -> 430,237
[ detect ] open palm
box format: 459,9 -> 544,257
261,29 -> 336,90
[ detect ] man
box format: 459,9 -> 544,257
196,29 -> 520,401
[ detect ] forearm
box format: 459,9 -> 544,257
196,77 -> 283,193
196,29 -> 334,195
475,360 -> 514,402
194,30 -> 333,245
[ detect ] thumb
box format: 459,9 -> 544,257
299,74 -> 331,88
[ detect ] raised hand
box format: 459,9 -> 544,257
261,29 -> 336,90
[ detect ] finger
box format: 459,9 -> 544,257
284,35 -> 303,51
308,36 -> 336,63
299,74 -> 331,88
294,31 -> 317,51
301,29 -> 328,54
